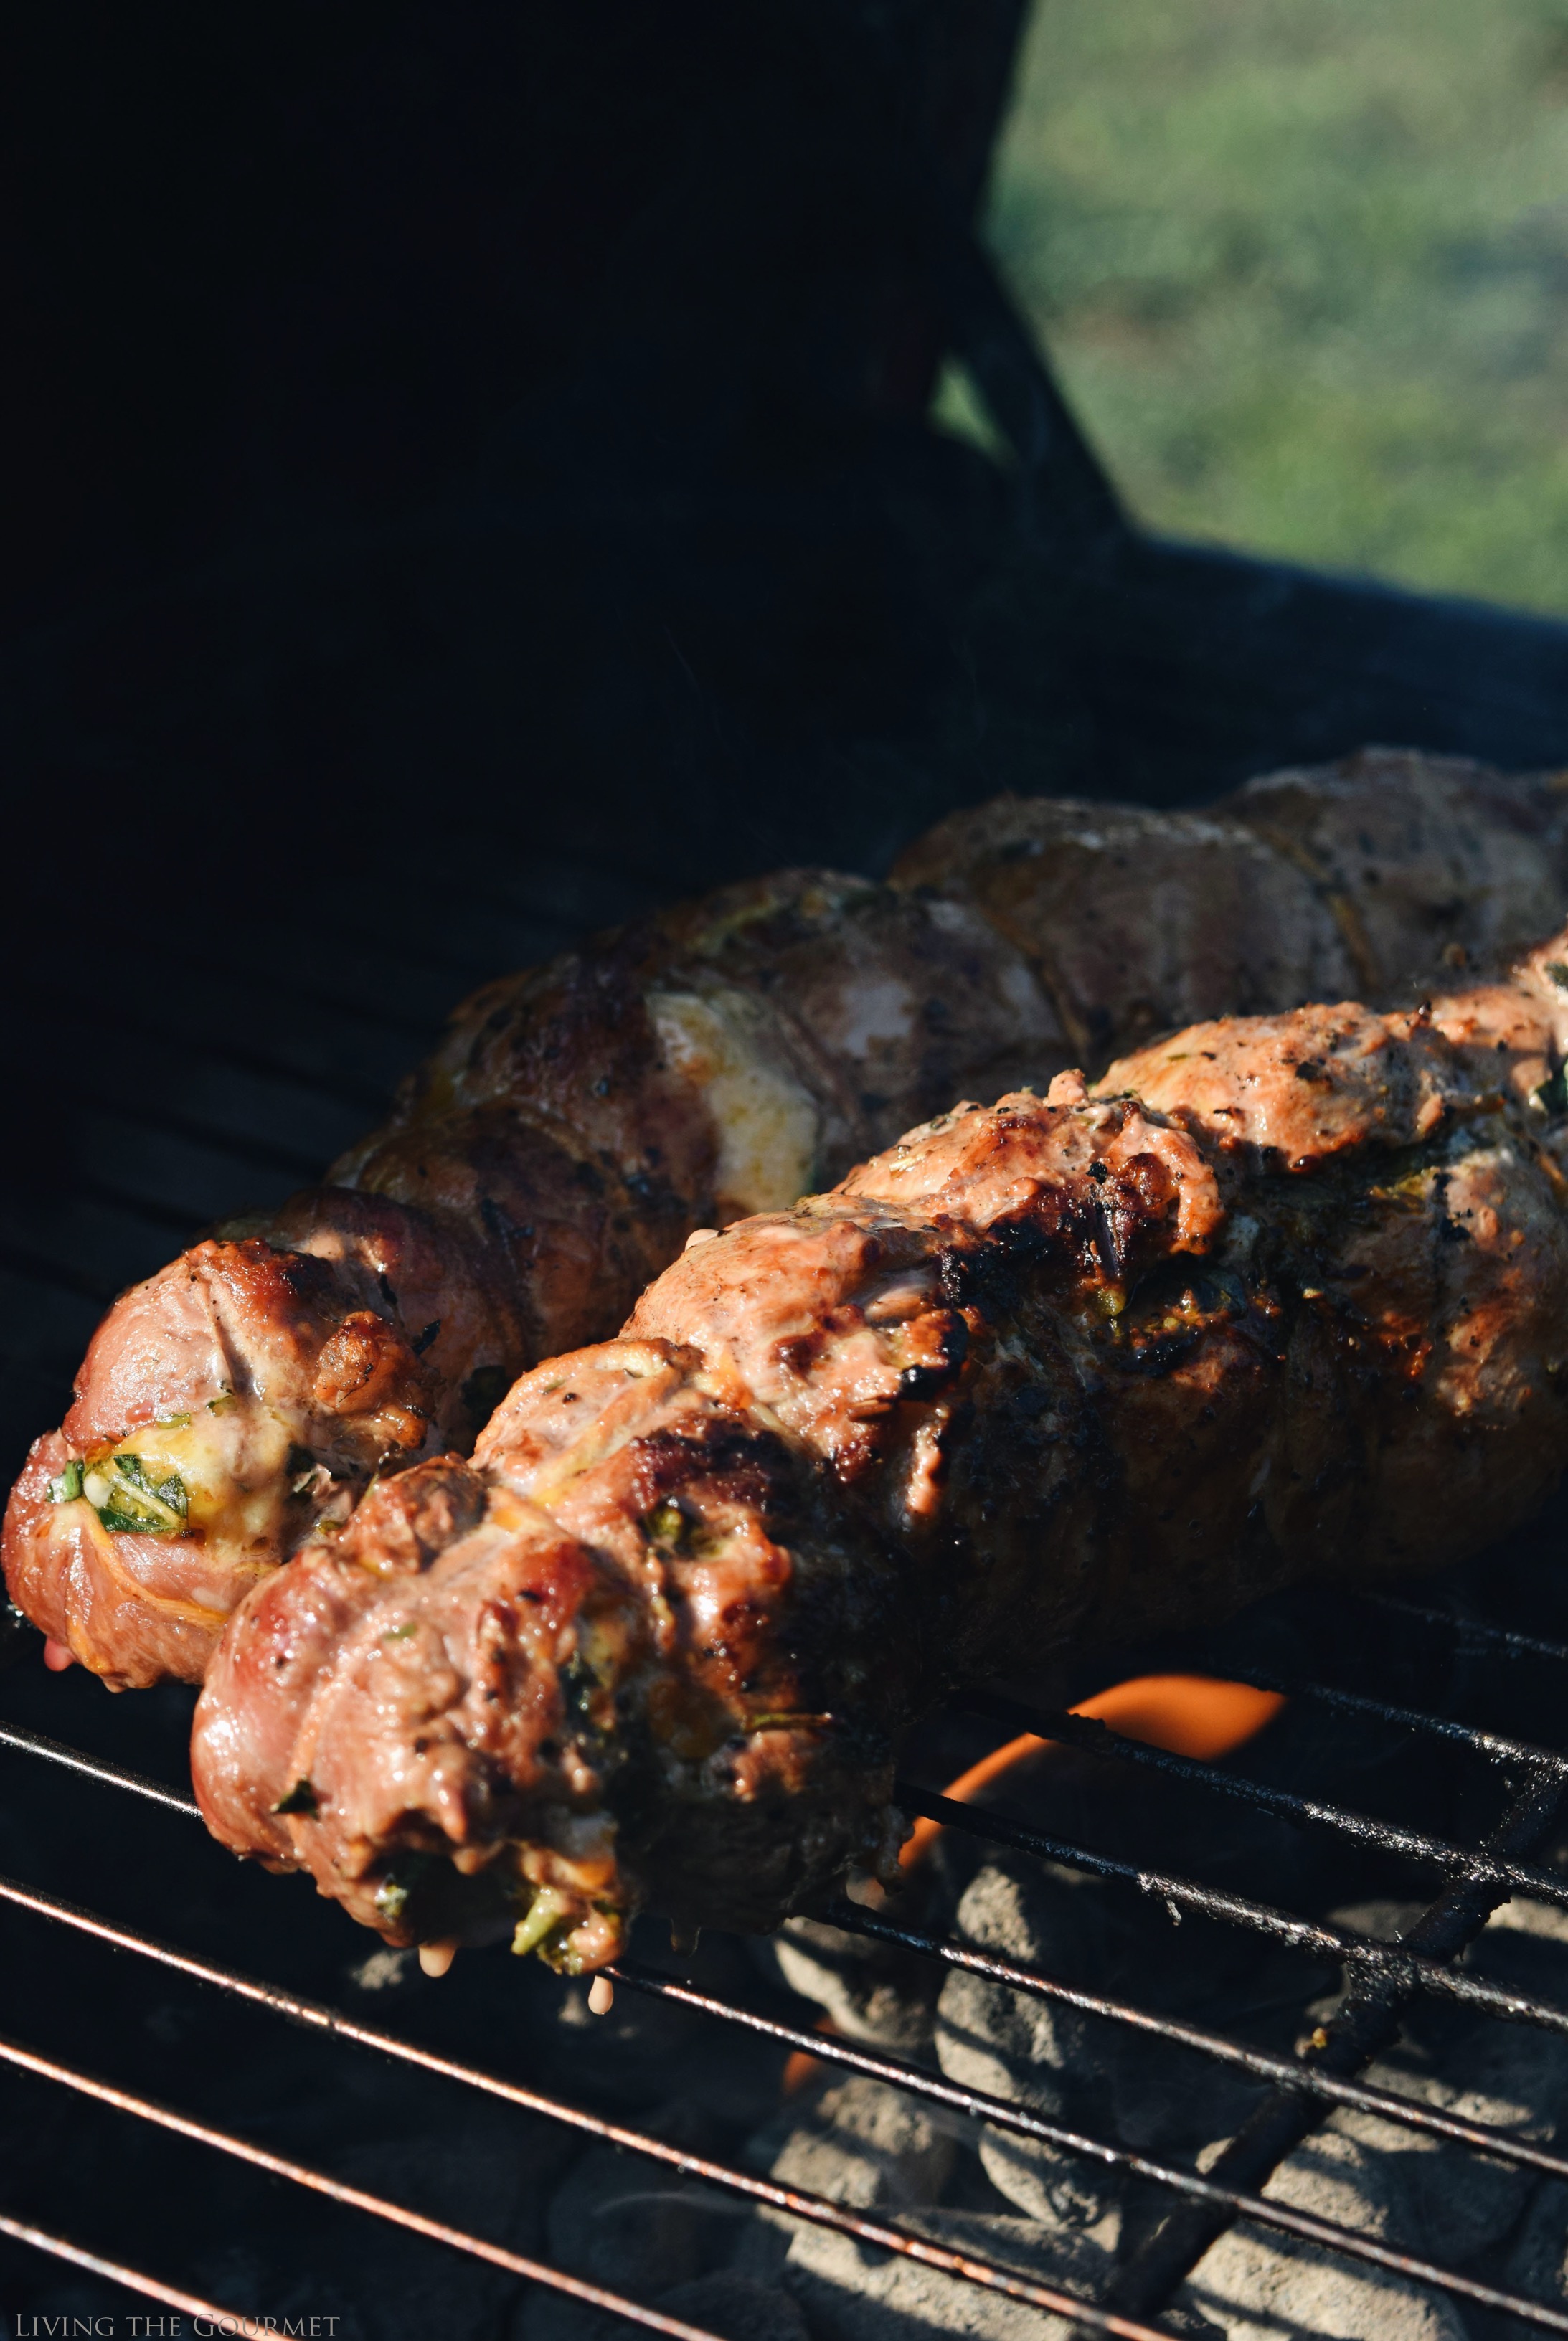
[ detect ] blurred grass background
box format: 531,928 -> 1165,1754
940,0 -> 1568,613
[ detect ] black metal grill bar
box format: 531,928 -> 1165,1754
0,2208 -> 245,2326
961,1691 -> 1568,1906
604,1962 -> 1568,2334
27,985 -> 395,1120
982,1675 -> 1568,1780
7,815 -> 1564,2336
0,1720 -> 204,1820
66,1171 -> 218,1241
6,1701 -> 1568,2325
6,1718 -> 1568,2039
15,1681 -> 1565,1920
194,958 -> 438,1045
93,1099 -> 323,1184
252,897 -> 524,984
1106,1764 -> 1565,2319
0,1237 -> 123,1309
899,1784 -> 1568,2035
6,1865 -> 1565,2341
1359,1590 -> 1568,1668
165,1031 -> 389,1122
0,1871 -> 1182,2341
825,1900 -> 1568,2185
0,2026 -> 730,2341
6,1718 -> 1564,2186
1214,1668 -> 1568,1770
21,947 -> 438,1051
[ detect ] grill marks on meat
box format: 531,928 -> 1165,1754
191,935 -> 1568,1967
12,751 -> 1568,1689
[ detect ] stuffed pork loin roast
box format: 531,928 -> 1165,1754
11,749 -> 1568,1689
192,922 -> 1568,1971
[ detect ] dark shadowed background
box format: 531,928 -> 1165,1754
6,0 -> 1568,950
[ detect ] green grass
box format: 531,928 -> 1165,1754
953,0 -> 1568,613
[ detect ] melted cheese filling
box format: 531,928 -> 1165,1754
80,1399 -> 297,1553
648,988 -> 820,1217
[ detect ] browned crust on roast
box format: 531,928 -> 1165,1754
1222,747 -> 1568,997
192,922 -> 1568,1961
892,797 -> 1356,1061
14,759 -> 1568,1690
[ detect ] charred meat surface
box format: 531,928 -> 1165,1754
12,749 -> 1568,1688
191,924 -> 1568,1969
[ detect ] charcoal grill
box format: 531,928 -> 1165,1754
8,827 -> 1568,2340
9,6 -> 1568,2335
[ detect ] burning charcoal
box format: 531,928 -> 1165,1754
934,1855 -> 1267,2222
522,2139 -> 742,2341
546,2140 -> 739,2291
1181,2129 -> 1467,2341
1356,1896 -> 1568,2279
338,2109 -> 560,2253
768,2077 -> 958,2213
1347,2035 -> 1557,2262
1297,1898 -> 1568,2269
732,2076 -> 961,2286
1181,1893 -> 1565,2340
1478,1898 -> 1568,2307
656,2270 -> 812,2341
1470,1893 -> 1568,2000
965,2128 -> 1124,2237
529,1931 -> 790,2119
1501,2174 -> 1568,2307
759,1915 -> 941,2051
328,2140 -> 538,2336
782,2207 -> 1122,2341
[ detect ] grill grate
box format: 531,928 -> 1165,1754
3,1668 -> 1568,2335
0,2213 -> 251,2330
7,833 -> 1568,2336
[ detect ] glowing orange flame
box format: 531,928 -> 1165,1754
783,2016 -> 840,2095
899,1673 -> 1286,1872
777,1674 -> 1284,2096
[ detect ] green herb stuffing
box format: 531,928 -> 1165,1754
272,1778 -> 319,1817
644,1498 -> 687,1550
47,1460 -> 85,1505
373,1855 -> 435,1927
511,1886 -> 572,1961
90,1452 -> 189,1537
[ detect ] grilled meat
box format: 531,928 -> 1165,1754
11,749 -> 1568,1688
191,926 -> 1568,1969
